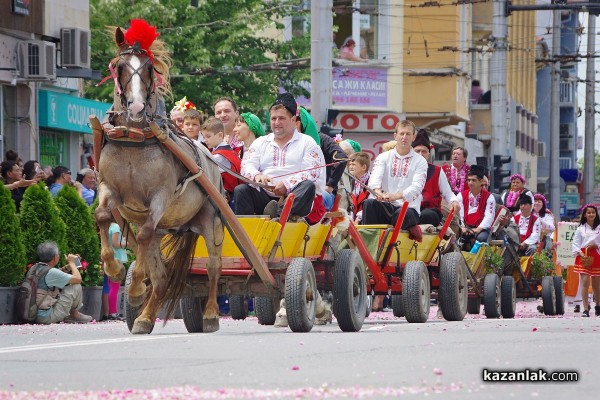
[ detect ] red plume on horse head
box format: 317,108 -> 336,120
124,19 -> 160,61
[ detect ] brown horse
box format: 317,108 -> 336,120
94,25 -> 223,334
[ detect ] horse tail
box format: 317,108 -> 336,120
158,231 -> 199,321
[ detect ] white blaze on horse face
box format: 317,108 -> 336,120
127,55 -> 145,117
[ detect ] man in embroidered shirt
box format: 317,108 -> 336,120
234,92 -> 326,219
456,164 -> 496,247
411,129 -> 460,227
442,146 -> 470,194
361,120 -> 428,241
511,193 -> 541,256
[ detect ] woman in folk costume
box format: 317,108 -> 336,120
234,112 -> 265,160
571,204 -> 600,317
501,174 -> 534,213
442,146 -> 470,195
532,193 -> 555,252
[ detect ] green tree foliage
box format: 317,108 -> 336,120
0,183 -> 27,286
86,0 -> 310,115
54,185 -> 100,268
577,150 -> 600,186
19,183 -> 67,265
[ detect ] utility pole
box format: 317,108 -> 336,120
310,0 -> 333,126
583,12 -> 596,205
549,9 -> 561,219
490,0 -> 509,191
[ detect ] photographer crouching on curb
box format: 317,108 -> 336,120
34,241 -> 93,324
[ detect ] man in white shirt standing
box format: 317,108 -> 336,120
362,120 -> 428,241
512,193 -> 541,256
234,93 -> 326,219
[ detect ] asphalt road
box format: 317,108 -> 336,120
0,300 -> 596,399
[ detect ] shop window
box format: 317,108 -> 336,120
334,0 -> 380,60
40,130 -> 67,167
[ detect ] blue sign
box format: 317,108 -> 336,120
39,90 -> 111,134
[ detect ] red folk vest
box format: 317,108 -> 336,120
351,189 -> 369,215
212,148 -> 242,193
422,164 -> 442,210
514,213 -> 537,242
462,189 -> 491,227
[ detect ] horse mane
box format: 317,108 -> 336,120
107,25 -> 173,101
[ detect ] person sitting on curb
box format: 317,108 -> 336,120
234,92 -> 325,220
456,164 -> 496,250
33,241 -> 93,324
512,193 -> 541,256
361,120 -> 428,242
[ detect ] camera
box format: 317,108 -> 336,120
74,257 -> 82,268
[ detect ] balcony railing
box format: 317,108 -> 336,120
559,157 -> 572,169
559,81 -> 575,104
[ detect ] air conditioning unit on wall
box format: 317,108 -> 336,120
61,28 -> 90,68
19,41 -> 56,80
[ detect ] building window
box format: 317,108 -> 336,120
334,0 -> 381,60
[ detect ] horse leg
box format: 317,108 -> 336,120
197,205 -> 224,333
131,235 -> 164,334
94,183 -> 126,283
127,199 -> 166,308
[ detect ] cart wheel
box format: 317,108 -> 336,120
285,257 -> 317,332
392,294 -> 405,318
255,296 -> 278,325
365,295 -> 372,318
403,261 -> 430,323
483,273 -> 501,318
541,276 -> 556,315
553,276 -> 565,315
124,262 -> 154,333
180,296 -> 205,333
439,251 -> 468,321
333,249 -> 367,332
500,276 -> 516,319
467,297 -> 481,314
229,295 -> 248,320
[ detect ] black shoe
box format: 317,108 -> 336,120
108,314 -> 125,321
582,309 -> 590,317
537,305 -> 544,314
574,305 -> 580,313
99,315 -> 110,322
263,200 -> 279,219
595,306 -> 600,317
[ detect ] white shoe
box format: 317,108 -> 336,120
314,308 -> 332,325
436,309 -> 444,319
274,299 -> 288,327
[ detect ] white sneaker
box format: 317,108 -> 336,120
274,299 -> 288,327
436,308 -> 444,319
314,308 -> 332,325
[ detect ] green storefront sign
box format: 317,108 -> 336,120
39,90 -> 110,134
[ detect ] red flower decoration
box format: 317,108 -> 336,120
124,19 -> 160,61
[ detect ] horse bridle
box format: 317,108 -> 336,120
109,45 -> 161,123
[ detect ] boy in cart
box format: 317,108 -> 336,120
511,193 -> 541,256
456,164 -> 496,250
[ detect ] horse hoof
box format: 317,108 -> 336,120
202,317 -> 220,333
127,293 -> 146,307
131,320 -> 153,334
109,267 -> 126,283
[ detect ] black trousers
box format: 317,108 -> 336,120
361,199 -> 419,229
234,180 -> 316,217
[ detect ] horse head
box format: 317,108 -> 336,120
110,27 -> 161,126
